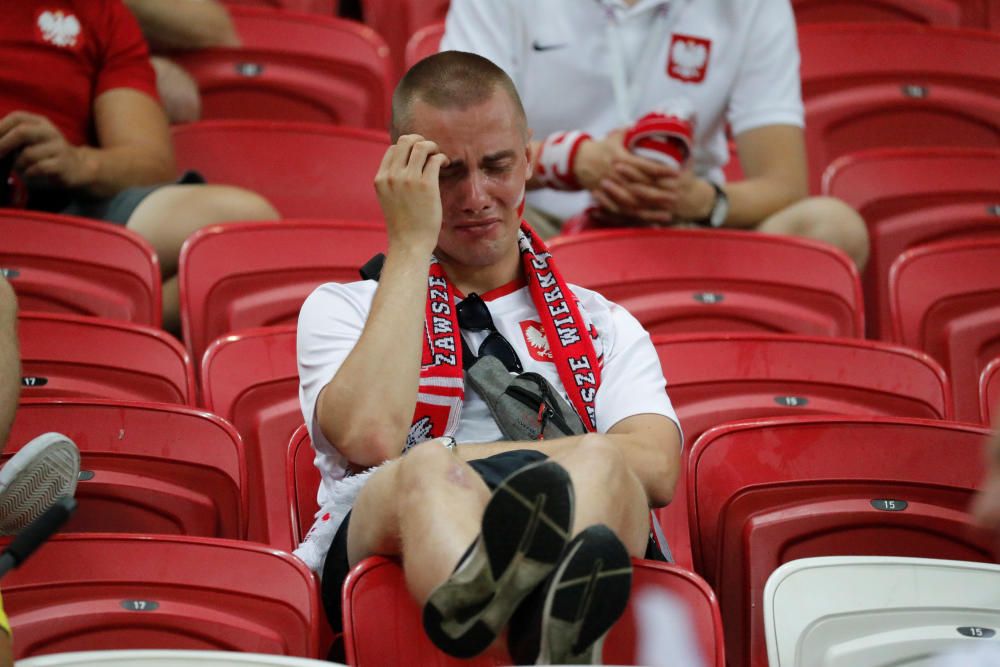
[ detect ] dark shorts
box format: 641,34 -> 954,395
320,449 -> 548,638
27,170 -> 205,225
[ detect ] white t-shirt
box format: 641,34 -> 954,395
297,278 -> 681,511
441,0 -> 804,219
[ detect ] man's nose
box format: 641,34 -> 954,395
461,171 -> 491,212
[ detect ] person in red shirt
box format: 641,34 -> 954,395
0,1 -> 278,332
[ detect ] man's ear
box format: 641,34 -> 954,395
524,128 -> 535,180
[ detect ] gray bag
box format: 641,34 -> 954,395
465,355 -> 587,441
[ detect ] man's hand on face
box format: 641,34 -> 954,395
0,111 -> 93,190
374,134 -> 450,254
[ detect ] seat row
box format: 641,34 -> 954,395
5,212 -> 1000,420
4,402 -> 996,665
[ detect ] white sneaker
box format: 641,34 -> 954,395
0,432 -> 80,535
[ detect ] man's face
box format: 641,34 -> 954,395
407,90 -> 532,273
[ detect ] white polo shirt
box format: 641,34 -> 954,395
441,0 -> 804,220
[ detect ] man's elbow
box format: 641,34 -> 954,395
325,419 -> 406,468
646,434 -> 682,508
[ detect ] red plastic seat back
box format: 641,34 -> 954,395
179,219 -> 387,364
405,22 -> 444,70
223,0 -> 336,13
362,0 -> 450,77
0,210 -> 161,325
2,534 -> 320,660
981,358 -> 1000,425
889,238 -> 1000,421
287,424 -> 321,547
653,333 -> 952,570
201,326 -> 301,548
548,228 -> 863,338
791,0 -> 967,27
18,313 -> 195,405
7,400 -> 246,538
688,416 -> 995,667
172,121 -> 389,219
342,556 -> 725,666
822,147 -> 1000,338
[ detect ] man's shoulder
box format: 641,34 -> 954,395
300,279 -> 378,320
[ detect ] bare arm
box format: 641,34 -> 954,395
453,413 -> 681,508
315,135 -> 449,467
124,0 -> 240,50
0,89 -> 174,199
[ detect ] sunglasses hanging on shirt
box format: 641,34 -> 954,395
457,293 -> 524,373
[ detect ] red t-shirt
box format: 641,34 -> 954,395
0,1 -> 158,147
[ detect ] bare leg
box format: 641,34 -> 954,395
0,277 -> 19,452
126,184 -> 279,331
554,434 -> 650,557
346,442 -> 491,604
757,195 -> 870,269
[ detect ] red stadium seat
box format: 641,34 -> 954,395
982,357 -> 1000,425
18,313 -> 195,405
653,333 -> 952,570
792,0 -> 976,28
798,25 -> 1000,191
172,121 -> 388,219
889,238 -> 1000,422
287,424 -> 320,548
179,219 -> 387,364
7,400 -> 246,538
0,210 -> 161,326
171,8 -> 391,128
687,416 -> 996,667
362,0 -> 450,77
222,0 -> 336,14
342,555 -> 725,667
405,22 -> 444,70
822,147 -> 1000,338
548,228 -> 863,338
3,534 -> 320,660
201,326 -> 301,549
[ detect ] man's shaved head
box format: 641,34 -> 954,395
391,50 -> 528,141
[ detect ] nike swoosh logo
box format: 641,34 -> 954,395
532,40 -> 567,52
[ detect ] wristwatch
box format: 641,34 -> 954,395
697,181 -> 729,228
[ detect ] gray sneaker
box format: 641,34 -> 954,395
0,432 -> 80,535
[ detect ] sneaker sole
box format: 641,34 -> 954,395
0,433 -> 80,535
536,524 -> 632,665
423,459 -> 574,658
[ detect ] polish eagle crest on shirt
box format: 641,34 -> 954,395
668,33 -> 711,83
36,10 -> 82,48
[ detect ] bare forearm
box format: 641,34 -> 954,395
318,245 -> 432,465
124,0 -> 240,49
716,175 -> 806,229
73,144 -> 175,199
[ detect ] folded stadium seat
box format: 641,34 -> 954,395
764,556 -> 1000,667
822,147 -> 1000,339
170,8 -> 391,128
889,238 -> 1000,422
15,650 -> 337,666
221,0 -> 337,13
798,24 -> 1000,193
361,0 -> 450,79
547,228 -> 863,338
18,313 -> 195,405
652,333 -> 952,571
982,357 -> 1000,425
791,0 -> 965,27
172,121 -> 388,220
341,555 -> 725,666
287,424 -> 319,549
687,416 -> 996,667
179,219 -> 387,365
0,210 -> 161,326
201,326 -> 300,549
404,22 -> 444,70
6,399 -> 246,538
2,534 -> 320,660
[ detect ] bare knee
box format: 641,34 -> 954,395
759,196 -> 870,269
396,442 -> 482,502
568,434 -> 635,488
0,276 -> 16,325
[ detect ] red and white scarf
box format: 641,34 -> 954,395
406,222 -> 601,447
